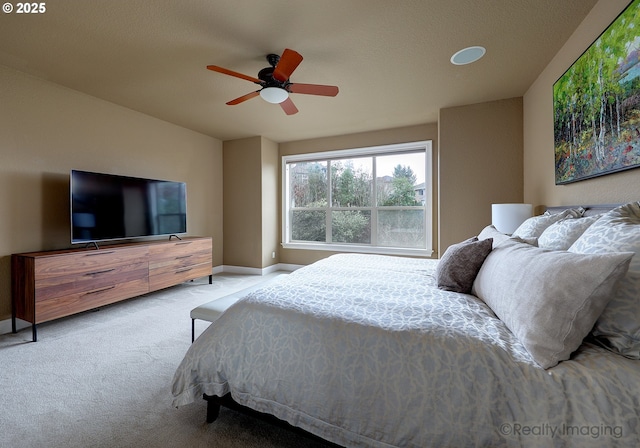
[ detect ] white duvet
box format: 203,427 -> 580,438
172,254 -> 640,447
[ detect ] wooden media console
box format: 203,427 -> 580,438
11,236 -> 212,341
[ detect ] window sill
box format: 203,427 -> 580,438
281,242 -> 434,258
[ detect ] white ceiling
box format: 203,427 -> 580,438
0,0 -> 599,143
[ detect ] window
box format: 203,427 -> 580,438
282,141 -> 432,256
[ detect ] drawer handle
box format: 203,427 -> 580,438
85,269 -> 115,276
84,285 -> 115,295
176,255 -> 192,260
176,267 -> 192,274
84,251 -> 115,256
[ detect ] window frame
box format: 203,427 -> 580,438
282,140 -> 433,256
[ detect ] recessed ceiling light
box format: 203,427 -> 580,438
450,46 -> 486,65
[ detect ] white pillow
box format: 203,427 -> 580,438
478,225 -> 510,248
538,214 -> 601,251
568,202 -> 640,358
512,208 -> 584,239
472,239 -> 633,369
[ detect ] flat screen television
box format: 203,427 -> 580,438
71,170 -> 187,244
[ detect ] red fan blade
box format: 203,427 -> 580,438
280,97 -> 299,115
287,83 -> 339,97
273,49 -> 303,82
207,65 -> 262,84
226,91 -> 260,105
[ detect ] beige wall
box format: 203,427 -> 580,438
223,136 -> 279,269
223,137 -> 262,268
0,65 -> 223,322
278,124 -> 439,265
524,0 -> 640,209
439,98 -> 524,253
261,138 -> 280,267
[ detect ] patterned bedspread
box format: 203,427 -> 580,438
172,254 -> 640,447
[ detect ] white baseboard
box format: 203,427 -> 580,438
274,263 -> 304,272
218,263 -> 302,275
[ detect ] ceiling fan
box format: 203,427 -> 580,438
207,49 -> 339,115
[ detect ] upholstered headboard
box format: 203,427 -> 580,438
545,204 -> 622,217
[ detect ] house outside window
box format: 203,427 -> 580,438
282,141 -> 432,256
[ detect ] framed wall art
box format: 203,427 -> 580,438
554,0 -> 640,184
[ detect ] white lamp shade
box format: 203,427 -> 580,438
260,87 -> 289,104
492,203 -> 532,234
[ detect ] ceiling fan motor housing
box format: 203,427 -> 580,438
266,53 -> 280,67
259,64 -> 289,88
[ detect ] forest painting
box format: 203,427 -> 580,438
554,0 -> 640,184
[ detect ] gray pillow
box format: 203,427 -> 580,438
436,237 -> 493,294
538,214 -> 601,251
472,239 -> 633,369
478,225 -> 537,248
512,208 -> 584,239
568,202 -> 640,358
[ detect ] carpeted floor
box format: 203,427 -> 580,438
0,272 -> 333,448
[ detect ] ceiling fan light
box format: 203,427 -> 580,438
260,87 -> 289,104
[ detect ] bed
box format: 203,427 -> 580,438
172,202 -> 640,447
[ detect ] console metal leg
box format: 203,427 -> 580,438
191,319 -> 195,343
209,274 -> 213,284
32,323 -> 37,342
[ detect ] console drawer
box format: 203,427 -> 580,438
148,238 -> 211,262
36,278 -> 150,323
34,246 -> 149,279
148,251 -> 211,275
35,261 -> 149,302
149,261 -> 212,291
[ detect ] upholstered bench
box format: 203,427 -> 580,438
191,274 -> 287,342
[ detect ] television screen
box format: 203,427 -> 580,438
71,170 -> 187,243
